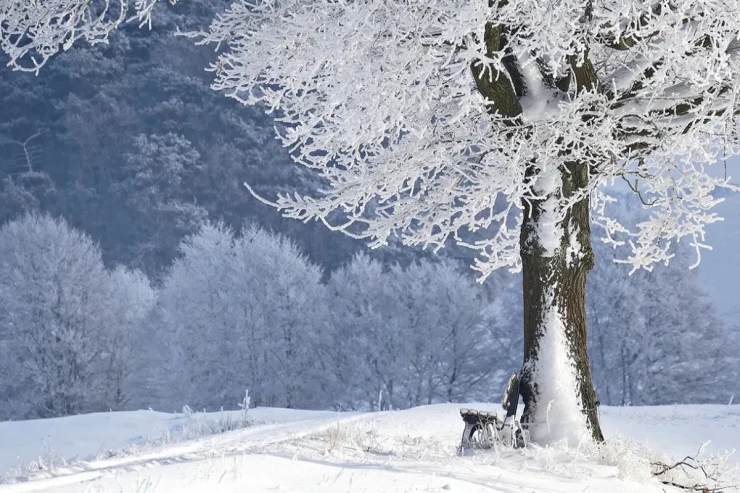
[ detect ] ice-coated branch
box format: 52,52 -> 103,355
651,443 -> 738,492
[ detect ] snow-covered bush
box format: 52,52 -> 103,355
178,408 -> 251,441
178,390 -> 252,440
308,421 -> 383,456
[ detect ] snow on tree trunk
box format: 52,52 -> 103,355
519,163 -> 604,444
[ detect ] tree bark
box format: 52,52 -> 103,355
518,162 -> 604,443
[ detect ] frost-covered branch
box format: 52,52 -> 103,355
7,0 -> 739,275
651,443 -> 738,492
0,0 -> 176,73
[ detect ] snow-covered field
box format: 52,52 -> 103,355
1,404 -> 738,492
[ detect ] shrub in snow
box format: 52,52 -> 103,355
310,422 -> 382,455
178,408 -> 252,441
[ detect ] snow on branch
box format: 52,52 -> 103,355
651,443 -> 738,492
9,0 -> 740,275
0,0 -> 176,73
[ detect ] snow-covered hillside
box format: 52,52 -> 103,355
1,404 -> 738,492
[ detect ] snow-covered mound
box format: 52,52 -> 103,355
0,404 -> 737,492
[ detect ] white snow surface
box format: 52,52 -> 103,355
0,404 -> 738,492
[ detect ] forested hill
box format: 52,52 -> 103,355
0,0 -> 370,277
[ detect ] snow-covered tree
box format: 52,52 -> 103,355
192,0 -> 740,443
326,254 -> 406,410
392,260 -> 495,406
154,223 -> 328,410
229,225 -> 329,409
118,133 -> 208,274
0,214 -> 153,418
105,266 -> 156,408
589,242 -> 736,406
327,255 -> 506,410
0,1 -> 171,73
141,223 -> 234,410
8,0 -> 740,442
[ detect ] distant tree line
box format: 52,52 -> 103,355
0,214 -> 737,420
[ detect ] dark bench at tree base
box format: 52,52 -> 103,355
458,373 -> 526,451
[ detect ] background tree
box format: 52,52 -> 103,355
105,266 -> 157,409
0,212 -> 734,420
0,214 -> 152,419
326,255 -> 407,411
327,254 -> 513,411
589,241 -> 737,406
153,223 -> 329,410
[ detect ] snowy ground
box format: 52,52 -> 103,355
1,404 -> 738,492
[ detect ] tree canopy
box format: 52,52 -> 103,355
188,0 -> 740,278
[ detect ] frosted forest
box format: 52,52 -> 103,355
0,212 -> 737,421
1,1 -> 740,492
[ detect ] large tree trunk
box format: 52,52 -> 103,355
518,162 -> 604,444
470,5 -> 604,444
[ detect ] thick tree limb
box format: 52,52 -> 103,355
471,23 -> 523,120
